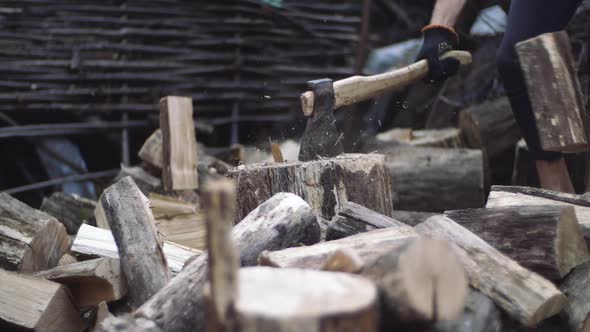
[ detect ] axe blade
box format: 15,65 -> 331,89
299,78 -> 344,162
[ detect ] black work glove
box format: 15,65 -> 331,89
415,25 -> 460,83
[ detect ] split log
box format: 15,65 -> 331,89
31,257 -> 126,308
321,248 -> 364,273
130,192 -> 320,332
384,146 -> 485,212
230,153 -> 393,224
487,185 -> 590,242
364,127 -> 463,151
138,129 -> 164,170
459,97 -> 521,159
560,261 -> 590,332
414,215 -> 567,326
391,210 -> 437,227
116,165 -> 162,196
326,200 -> 405,240
71,222 -> 199,274
516,31 -> 589,152
160,96 -> 199,191
432,290 -> 502,332
40,192 -> 97,234
0,193 -> 69,273
0,269 -> 84,332
150,193 -> 205,250
444,205 -> 590,280
100,176 -> 170,308
234,267 -> 379,332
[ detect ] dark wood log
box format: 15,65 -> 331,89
391,210 -> 437,227
516,31 -> 589,152
0,270 -> 84,332
459,97 -> 521,159
0,193 -> 69,273
384,146 -> 485,212
160,96 -> 199,191
326,200 -> 405,240
30,257 -> 126,308
487,185 -> 590,244
431,290 -> 502,332
130,192 -> 321,332
511,139 -> 540,187
559,261 -> 590,332
40,192 -> 97,234
101,176 -> 170,308
414,215 -> 566,326
230,153 -> 394,231
444,205 -> 590,280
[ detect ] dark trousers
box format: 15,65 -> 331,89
496,0 -> 582,160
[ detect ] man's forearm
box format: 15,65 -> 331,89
430,0 -> 468,27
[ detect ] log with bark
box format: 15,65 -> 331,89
459,97 -> 521,159
160,96 -> 199,191
516,31 -> 589,152
364,127 -> 463,150
100,176 -> 170,308
414,215 -> 566,326
230,153 -> 394,226
128,192 -> 320,332
0,193 -> 70,273
511,139 -> 540,187
559,261 -> 590,332
384,146 -> 486,212
31,257 -> 126,308
0,269 -> 84,332
391,210 -> 438,227
326,200 -> 405,240
40,192 -> 97,234
431,289 -> 502,332
486,185 -> 590,243
444,205 -> 590,280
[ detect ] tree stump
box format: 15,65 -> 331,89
230,153 -> 393,223
444,205 -> 590,280
40,192 -> 97,234
516,31 -> 589,152
414,215 -> 566,326
384,146 -> 485,212
0,193 -> 69,273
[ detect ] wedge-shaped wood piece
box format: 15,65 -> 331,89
516,31 -> 589,152
40,192 -> 96,234
487,185 -> 590,243
0,193 -> 69,273
445,205 -> 590,280
150,193 -> 205,250
100,176 -> 170,308
0,269 -> 84,332
560,261 -> 590,332
72,223 -> 199,274
31,257 -> 126,308
414,215 -> 566,326
327,200 -> 405,240
139,129 -> 164,170
160,96 -> 199,190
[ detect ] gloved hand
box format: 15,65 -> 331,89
415,25 -> 460,83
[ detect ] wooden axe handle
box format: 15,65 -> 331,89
300,50 -> 472,117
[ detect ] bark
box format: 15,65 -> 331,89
431,289 -> 502,332
559,261 -> 590,332
40,192 -> 97,234
326,200 -> 404,240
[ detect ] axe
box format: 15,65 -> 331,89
298,50 -> 472,161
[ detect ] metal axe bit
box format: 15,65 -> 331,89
298,78 -> 344,162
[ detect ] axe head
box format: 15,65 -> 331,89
299,78 -> 344,161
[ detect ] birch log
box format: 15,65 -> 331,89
414,215 -> 566,326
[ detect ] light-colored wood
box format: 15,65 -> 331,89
203,178 -> 239,331
0,193 -> 69,273
31,257 -> 126,308
131,193 -> 321,332
487,185 -> 590,243
414,215 -> 567,326
72,223 -> 200,274
560,261 -> 590,332
0,269 -> 84,332
230,153 -> 393,229
366,127 -> 463,150
58,253 -> 79,266
92,302 -> 113,332
234,267 -> 379,332
321,248 -> 364,273
516,31 -> 589,152
160,96 -> 199,190
270,142 -> 284,163
139,129 -> 164,169
150,193 -> 205,250
326,200 -> 404,240
445,205 -> 590,280
94,198 -> 109,230
301,50 -> 472,116
40,192 -> 96,234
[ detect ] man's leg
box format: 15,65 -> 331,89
496,0 -> 581,193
